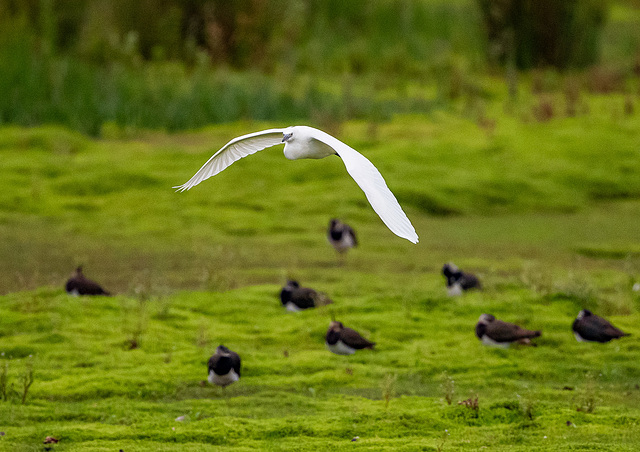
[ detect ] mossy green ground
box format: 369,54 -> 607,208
1,112 -> 640,450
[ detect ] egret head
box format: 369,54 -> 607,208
282,127 -> 295,142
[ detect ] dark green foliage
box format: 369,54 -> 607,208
1,1 -> 639,135
0,0 -> 478,134
477,0 -> 609,69
1,0 -> 485,70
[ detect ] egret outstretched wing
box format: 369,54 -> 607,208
174,128 -> 285,192
175,125 -> 419,244
307,129 -> 419,244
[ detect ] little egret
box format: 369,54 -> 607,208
175,126 -> 418,243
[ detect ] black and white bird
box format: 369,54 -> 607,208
325,321 -> 375,355
65,266 -> 111,296
572,309 -> 630,343
207,345 -> 241,387
475,314 -> 541,348
327,219 -> 357,255
442,263 -> 481,296
175,126 -> 418,243
280,280 -> 332,312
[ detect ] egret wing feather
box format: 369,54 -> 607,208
174,129 -> 285,191
309,130 -> 419,244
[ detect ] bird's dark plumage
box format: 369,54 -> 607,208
325,321 -> 375,355
208,345 -> 241,387
442,263 -> 481,296
65,266 -> 111,296
280,280 -> 332,311
475,314 -> 541,348
328,219 -> 357,254
572,309 -> 629,343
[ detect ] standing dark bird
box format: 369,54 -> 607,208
325,321 -> 375,355
65,266 -> 111,296
280,280 -> 332,312
207,345 -> 241,387
327,219 -> 357,255
475,314 -> 541,348
442,263 -> 481,296
572,309 -> 630,343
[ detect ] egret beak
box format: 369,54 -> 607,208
282,132 -> 293,142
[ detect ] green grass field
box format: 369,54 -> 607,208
1,111 -> 640,450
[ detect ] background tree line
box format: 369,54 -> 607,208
1,0 -> 612,70
0,0 -> 636,134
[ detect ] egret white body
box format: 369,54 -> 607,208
175,126 -> 418,243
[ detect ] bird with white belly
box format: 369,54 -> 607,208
175,126 -> 418,244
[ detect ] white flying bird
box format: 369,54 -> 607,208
174,126 -> 418,243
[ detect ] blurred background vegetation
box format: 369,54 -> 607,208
0,0 -> 639,135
